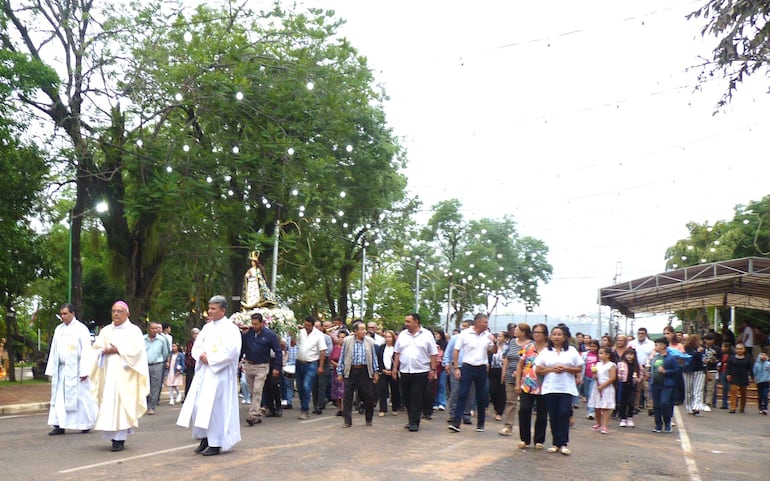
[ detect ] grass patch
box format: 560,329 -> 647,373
0,378 -> 50,386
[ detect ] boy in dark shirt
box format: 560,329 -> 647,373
701,333 -> 722,410
727,342 -> 753,413
651,337 -> 680,433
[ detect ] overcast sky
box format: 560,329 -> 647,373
301,1 -> 770,326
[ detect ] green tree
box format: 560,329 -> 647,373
688,1 -> 770,108
419,199 -> 552,328
0,32 -> 58,379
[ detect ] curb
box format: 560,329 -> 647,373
0,402 -> 50,415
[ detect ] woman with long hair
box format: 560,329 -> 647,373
376,330 -> 401,416
535,325 -> 584,455
516,323 -> 549,450
683,334 -> 706,416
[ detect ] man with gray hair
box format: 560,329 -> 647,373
177,296 -> 242,456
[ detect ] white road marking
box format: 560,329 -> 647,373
58,443 -> 198,474
673,406 -> 702,481
0,413 -> 46,420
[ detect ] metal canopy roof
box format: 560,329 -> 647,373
598,257 -> 770,317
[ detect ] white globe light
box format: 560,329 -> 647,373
235,91 -> 244,100
306,81 -> 314,90
206,176 -> 213,183
183,31 -> 193,42
340,191 -> 346,198
166,166 -> 172,173
232,146 -> 240,154
183,144 -> 190,152
175,93 -> 183,102
338,210 -> 344,217
136,139 -> 143,148
292,189 -> 299,196
345,144 -> 353,153
287,147 -> 295,156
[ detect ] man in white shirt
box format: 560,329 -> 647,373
393,313 -> 438,432
291,315 -> 327,419
448,313 -> 496,433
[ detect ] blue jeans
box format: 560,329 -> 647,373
545,392 -> 573,447
718,372 -> 729,408
652,384 -> 673,429
240,370 -> 251,403
757,382 -> 769,411
452,364 -> 489,427
295,361 -> 318,412
435,369 -> 447,407
281,373 -> 294,406
583,377 -> 595,416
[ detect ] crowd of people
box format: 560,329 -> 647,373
44,299 -> 770,458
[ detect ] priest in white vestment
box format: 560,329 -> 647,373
177,295 -> 241,456
90,301 -> 150,452
46,303 -> 97,434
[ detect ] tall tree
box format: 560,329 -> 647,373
0,33 -> 57,379
420,199 -> 552,328
688,1 -> 770,108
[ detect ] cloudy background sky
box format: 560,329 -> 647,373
302,1 -> 770,327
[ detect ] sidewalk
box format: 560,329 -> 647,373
0,381 -> 50,415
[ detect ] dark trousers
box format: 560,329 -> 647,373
377,373 -> 400,412
185,366 -> 195,395
545,393 -> 573,447
423,378 -> 437,416
519,391 -> 547,445
313,365 -> 331,411
343,368 -> 375,424
757,382 -> 769,411
618,383 -> 636,419
488,367 -> 505,416
261,373 -> 282,412
452,364 -> 489,427
400,372 -> 428,427
652,384 -> 674,429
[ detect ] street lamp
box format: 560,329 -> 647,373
68,201 -> 108,303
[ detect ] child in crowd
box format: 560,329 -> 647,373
701,333 -> 721,411
582,339 -> 600,421
651,337 -> 679,433
726,342 -> 753,413
752,352 -> 770,415
717,342 -> 731,409
617,348 -> 641,427
587,347 -> 616,434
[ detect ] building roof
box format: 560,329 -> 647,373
598,257 -> 770,317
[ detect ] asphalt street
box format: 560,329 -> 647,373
1,401 -> 767,481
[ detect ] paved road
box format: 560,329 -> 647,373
1,402 -> 767,481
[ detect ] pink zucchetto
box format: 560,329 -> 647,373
113,300 -> 130,314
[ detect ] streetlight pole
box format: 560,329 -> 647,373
414,256 -> 420,312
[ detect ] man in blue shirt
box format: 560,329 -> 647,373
337,322 -> 379,427
242,312 -> 283,426
145,322 -> 170,415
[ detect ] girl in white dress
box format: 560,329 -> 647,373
587,347 -> 617,434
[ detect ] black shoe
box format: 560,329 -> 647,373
336,411 -> 344,416
342,423 -> 352,428
48,427 -> 65,436
110,440 -> 125,452
448,423 -> 461,433
80,429 -> 91,433
266,410 -> 277,418
275,409 -> 283,418
312,409 -> 323,415
422,414 -> 432,420
284,404 -> 293,409
201,446 -> 220,456
194,438 -> 209,453
408,424 -> 419,432
404,423 -> 411,429
462,417 -> 472,425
